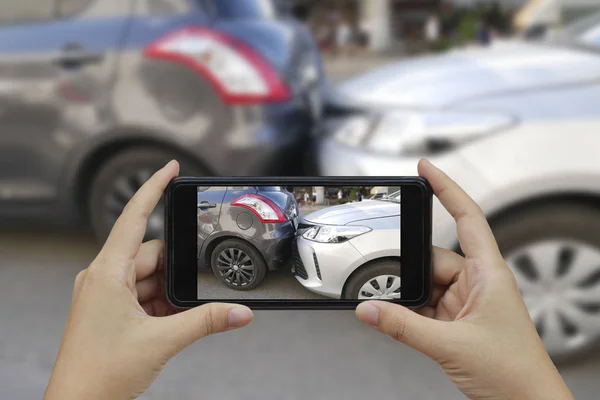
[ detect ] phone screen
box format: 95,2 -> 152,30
166,178 -> 431,309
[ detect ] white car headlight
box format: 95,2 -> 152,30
302,225 -> 372,243
332,116 -> 375,148
333,111 -> 517,155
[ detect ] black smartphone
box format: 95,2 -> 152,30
165,177 -> 432,310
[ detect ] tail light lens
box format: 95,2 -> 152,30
232,194 -> 287,223
144,27 -> 291,105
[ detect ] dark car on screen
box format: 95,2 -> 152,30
197,186 -> 299,290
0,0 -> 326,240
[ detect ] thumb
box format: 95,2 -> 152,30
356,301 -> 444,358
157,303 -> 253,357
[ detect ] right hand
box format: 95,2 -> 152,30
356,159 -> 574,400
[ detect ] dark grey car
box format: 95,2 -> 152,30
0,0 -> 325,240
197,186 -> 299,290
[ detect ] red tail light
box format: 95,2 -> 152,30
231,194 -> 287,223
144,27 -> 291,105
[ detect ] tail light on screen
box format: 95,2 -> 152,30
232,194 -> 287,223
144,27 -> 291,105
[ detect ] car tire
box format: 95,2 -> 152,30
492,202 -> 600,362
88,146 -> 206,242
210,239 -> 267,291
343,259 -> 401,300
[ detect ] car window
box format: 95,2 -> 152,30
204,0 -> 278,20
0,0 -> 54,25
56,0 -> 95,18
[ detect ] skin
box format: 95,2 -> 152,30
45,159 -> 573,400
356,159 -> 574,400
44,161 -> 254,400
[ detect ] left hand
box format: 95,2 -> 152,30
45,160 -> 254,400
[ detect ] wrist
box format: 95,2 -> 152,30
45,362 -> 130,400
508,363 -> 573,400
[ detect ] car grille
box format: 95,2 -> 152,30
292,242 -> 308,280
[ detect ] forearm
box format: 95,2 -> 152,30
517,368 -> 573,400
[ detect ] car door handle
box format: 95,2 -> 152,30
198,202 -> 218,209
54,43 -> 105,68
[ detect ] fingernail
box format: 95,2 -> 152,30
228,307 -> 253,328
356,303 -> 380,327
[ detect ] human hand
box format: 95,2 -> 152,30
356,160 -> 574,400
45,161 -> 254,400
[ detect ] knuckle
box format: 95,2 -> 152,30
82,265 -> 103,284
147,239 -> 164,251
75,269 -> 87,284
451,207 -> 469,222
140,207 -> 152,221
200,306 -> 216,337
499,266 -> 519,288
389,315 -> 408,343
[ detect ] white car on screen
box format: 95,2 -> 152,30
292,193 -> 401,300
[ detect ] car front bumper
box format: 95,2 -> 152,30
292,235 -> 366,299
313,135 -> 483,249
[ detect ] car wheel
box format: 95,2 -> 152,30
211,239 -> 267,291
343,259 -> 401,300
89,147 -> 206,241
493,202 -> 600,362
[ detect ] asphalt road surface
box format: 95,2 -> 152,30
198,268 -> 328,300
2,231 -> 600,400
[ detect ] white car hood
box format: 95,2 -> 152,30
303,200 -> 400,225
335,41 -> 600,108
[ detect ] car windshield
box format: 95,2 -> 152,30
559,12 -> 600,49
376,190 -> 401,203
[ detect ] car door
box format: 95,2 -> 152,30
197,187 -> 227,254
0,0 -> 131,204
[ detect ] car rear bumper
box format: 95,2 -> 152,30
257,220 -> 297,271
196,100 -> 316,177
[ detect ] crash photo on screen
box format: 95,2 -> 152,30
196,186 -> 401,300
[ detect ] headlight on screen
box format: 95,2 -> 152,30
333,111 -> 517,155
302,225 -> 372,243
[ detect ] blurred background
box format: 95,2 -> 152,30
2,0 -> 600,398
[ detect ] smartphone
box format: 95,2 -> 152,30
165,177 -> 432,310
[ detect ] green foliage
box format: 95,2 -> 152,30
457,11 -> 479,43
349,188 -> 358,201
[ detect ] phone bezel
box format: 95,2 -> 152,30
165,177 -> 432,310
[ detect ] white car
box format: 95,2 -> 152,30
317,17 -> 600,360
292,195 -> 401,300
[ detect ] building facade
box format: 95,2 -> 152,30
292,0 -> 440,52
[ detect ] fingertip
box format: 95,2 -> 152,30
163,160 -> 180,177
417,158 -> 440,178
227,306 -> 254,329
356,302 -> 380,327
418,158 -> 432,170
